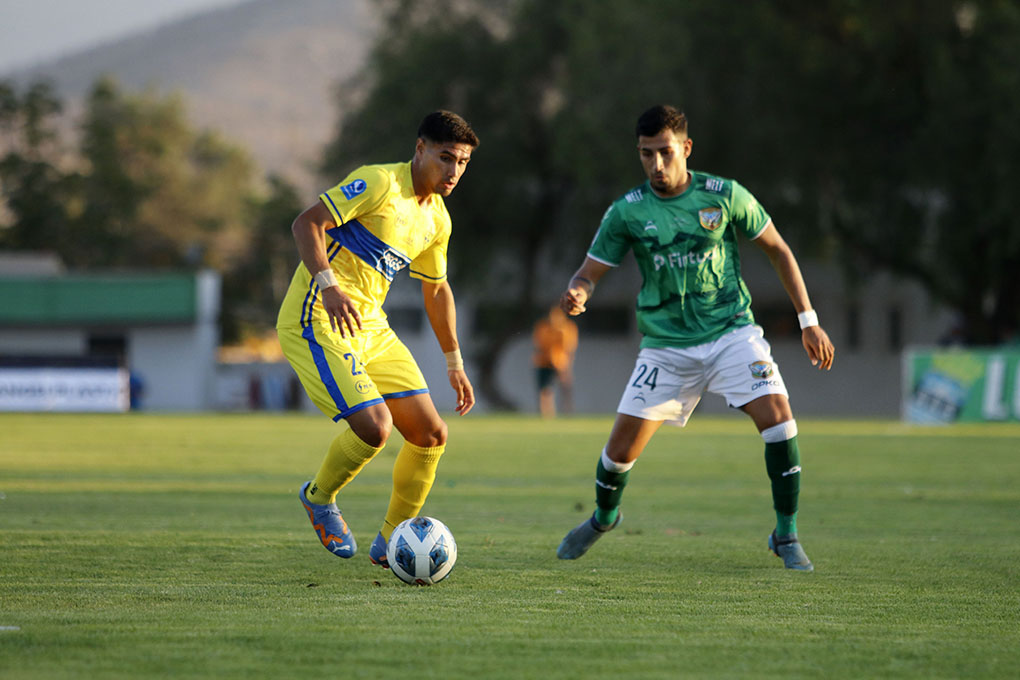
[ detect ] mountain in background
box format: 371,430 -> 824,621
12,0 -> 376,195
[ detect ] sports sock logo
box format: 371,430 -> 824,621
595,479 -> 619,491
781,465 -> 802,477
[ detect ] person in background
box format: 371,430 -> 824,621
532,305 -> 578,417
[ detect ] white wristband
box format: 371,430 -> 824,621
444,349 -> 464,371
798,310 -> 819,329
314,268 -> 339,290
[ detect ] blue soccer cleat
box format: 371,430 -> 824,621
298,481 -> 357,558
768,530 -> 814,572
368,532 -> 389,568
557,511 -> 622,560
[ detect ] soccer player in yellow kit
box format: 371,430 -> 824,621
276,110 -> 478,567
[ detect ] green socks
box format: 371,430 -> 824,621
764,433 -> 801,537
594,452 -> 631,527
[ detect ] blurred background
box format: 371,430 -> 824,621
1,0 -> 1018,421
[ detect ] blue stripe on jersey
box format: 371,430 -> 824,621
302,325 -> 349,413
322,192 -> 344,223
325,219 -> 411,282
381,388 -> 430,400
409,268 -> 445,281
300,283 -> 317,328
300,242 -> 343,328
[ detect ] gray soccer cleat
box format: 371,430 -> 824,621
768,531 -> 814,572
557,511 -> 622,559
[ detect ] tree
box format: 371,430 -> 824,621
0,79 -> 76,252
760,0 -> 1020,343
74,78 -> 258,270
323,0 -> 713,407
323,0 -> 1020,410
220,174 -> 303,342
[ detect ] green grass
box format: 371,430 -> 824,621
1,413 -> 1018,679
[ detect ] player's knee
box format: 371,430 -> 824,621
350,411 -> 393,448
419,419 -> 447,448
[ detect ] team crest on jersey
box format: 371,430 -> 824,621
699,207 -> 723,231
749,361 -> 773,379
340,179 -> 367,200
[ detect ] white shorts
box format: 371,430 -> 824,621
616,325 -> 788,427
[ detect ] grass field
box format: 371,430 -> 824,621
1,413 -> 1018,679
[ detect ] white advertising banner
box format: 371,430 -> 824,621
0,367 -> 129,412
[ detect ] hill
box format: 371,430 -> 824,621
12,0 -> 375,194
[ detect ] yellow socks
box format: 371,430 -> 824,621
381,441 -> 445,541
305,428 -> 384,505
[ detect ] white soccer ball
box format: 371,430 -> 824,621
386,516 -> 458,586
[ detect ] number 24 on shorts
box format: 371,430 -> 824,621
632,364 -> 659,390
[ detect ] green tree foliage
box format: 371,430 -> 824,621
324,0 -> 1020,407
75,78 -> 257,270
0,77 -> 296,341
221,174 -> 302,341
0,79 -> 76,252
761,0 -> 1020,343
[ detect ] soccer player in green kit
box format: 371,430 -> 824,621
556,105 -> 835,571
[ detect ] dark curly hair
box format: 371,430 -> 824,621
635,105 -> 688,138
418,110 -> 479,147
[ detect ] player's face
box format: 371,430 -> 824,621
638,128 -> 692,197
413,139 -> 474,198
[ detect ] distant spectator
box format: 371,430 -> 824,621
129,372 -> 145,410
532,305 -> 578,417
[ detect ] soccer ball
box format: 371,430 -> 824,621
386,516 -> 458,586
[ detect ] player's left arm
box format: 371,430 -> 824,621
753,223 -> 835,371
422,279 -> 475,415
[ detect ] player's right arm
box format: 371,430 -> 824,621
291,201 -> 362,337
560,257 -> 612,316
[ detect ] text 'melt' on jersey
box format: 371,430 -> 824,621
587,171 -> 772,348
277,161 -> 452,331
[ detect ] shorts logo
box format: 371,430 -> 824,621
354,379 -> 374,395
699,207 -> 723,231
749,361 -> 773,379
340,179 -> 367,200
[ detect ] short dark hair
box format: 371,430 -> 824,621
418,110 -> 479,147
635,105 -> 688,138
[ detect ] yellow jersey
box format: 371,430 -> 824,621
277,161 -> 452,331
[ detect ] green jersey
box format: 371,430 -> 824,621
588,170 -> 772,348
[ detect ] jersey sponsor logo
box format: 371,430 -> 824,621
652,243 -> 722,271
340,179 -> 367,200
355,379 -> 374,395
643,220 -> 658,232
749,361 -> 773,379
625,189 -> 644,204
751,379 -> 780,391
379,248 -> 409,278
705,177 -> 726,193
699,207 -> 723,231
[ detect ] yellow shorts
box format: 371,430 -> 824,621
277,322 -> 428,422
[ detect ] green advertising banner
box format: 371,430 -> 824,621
903,348 -> 1020,423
